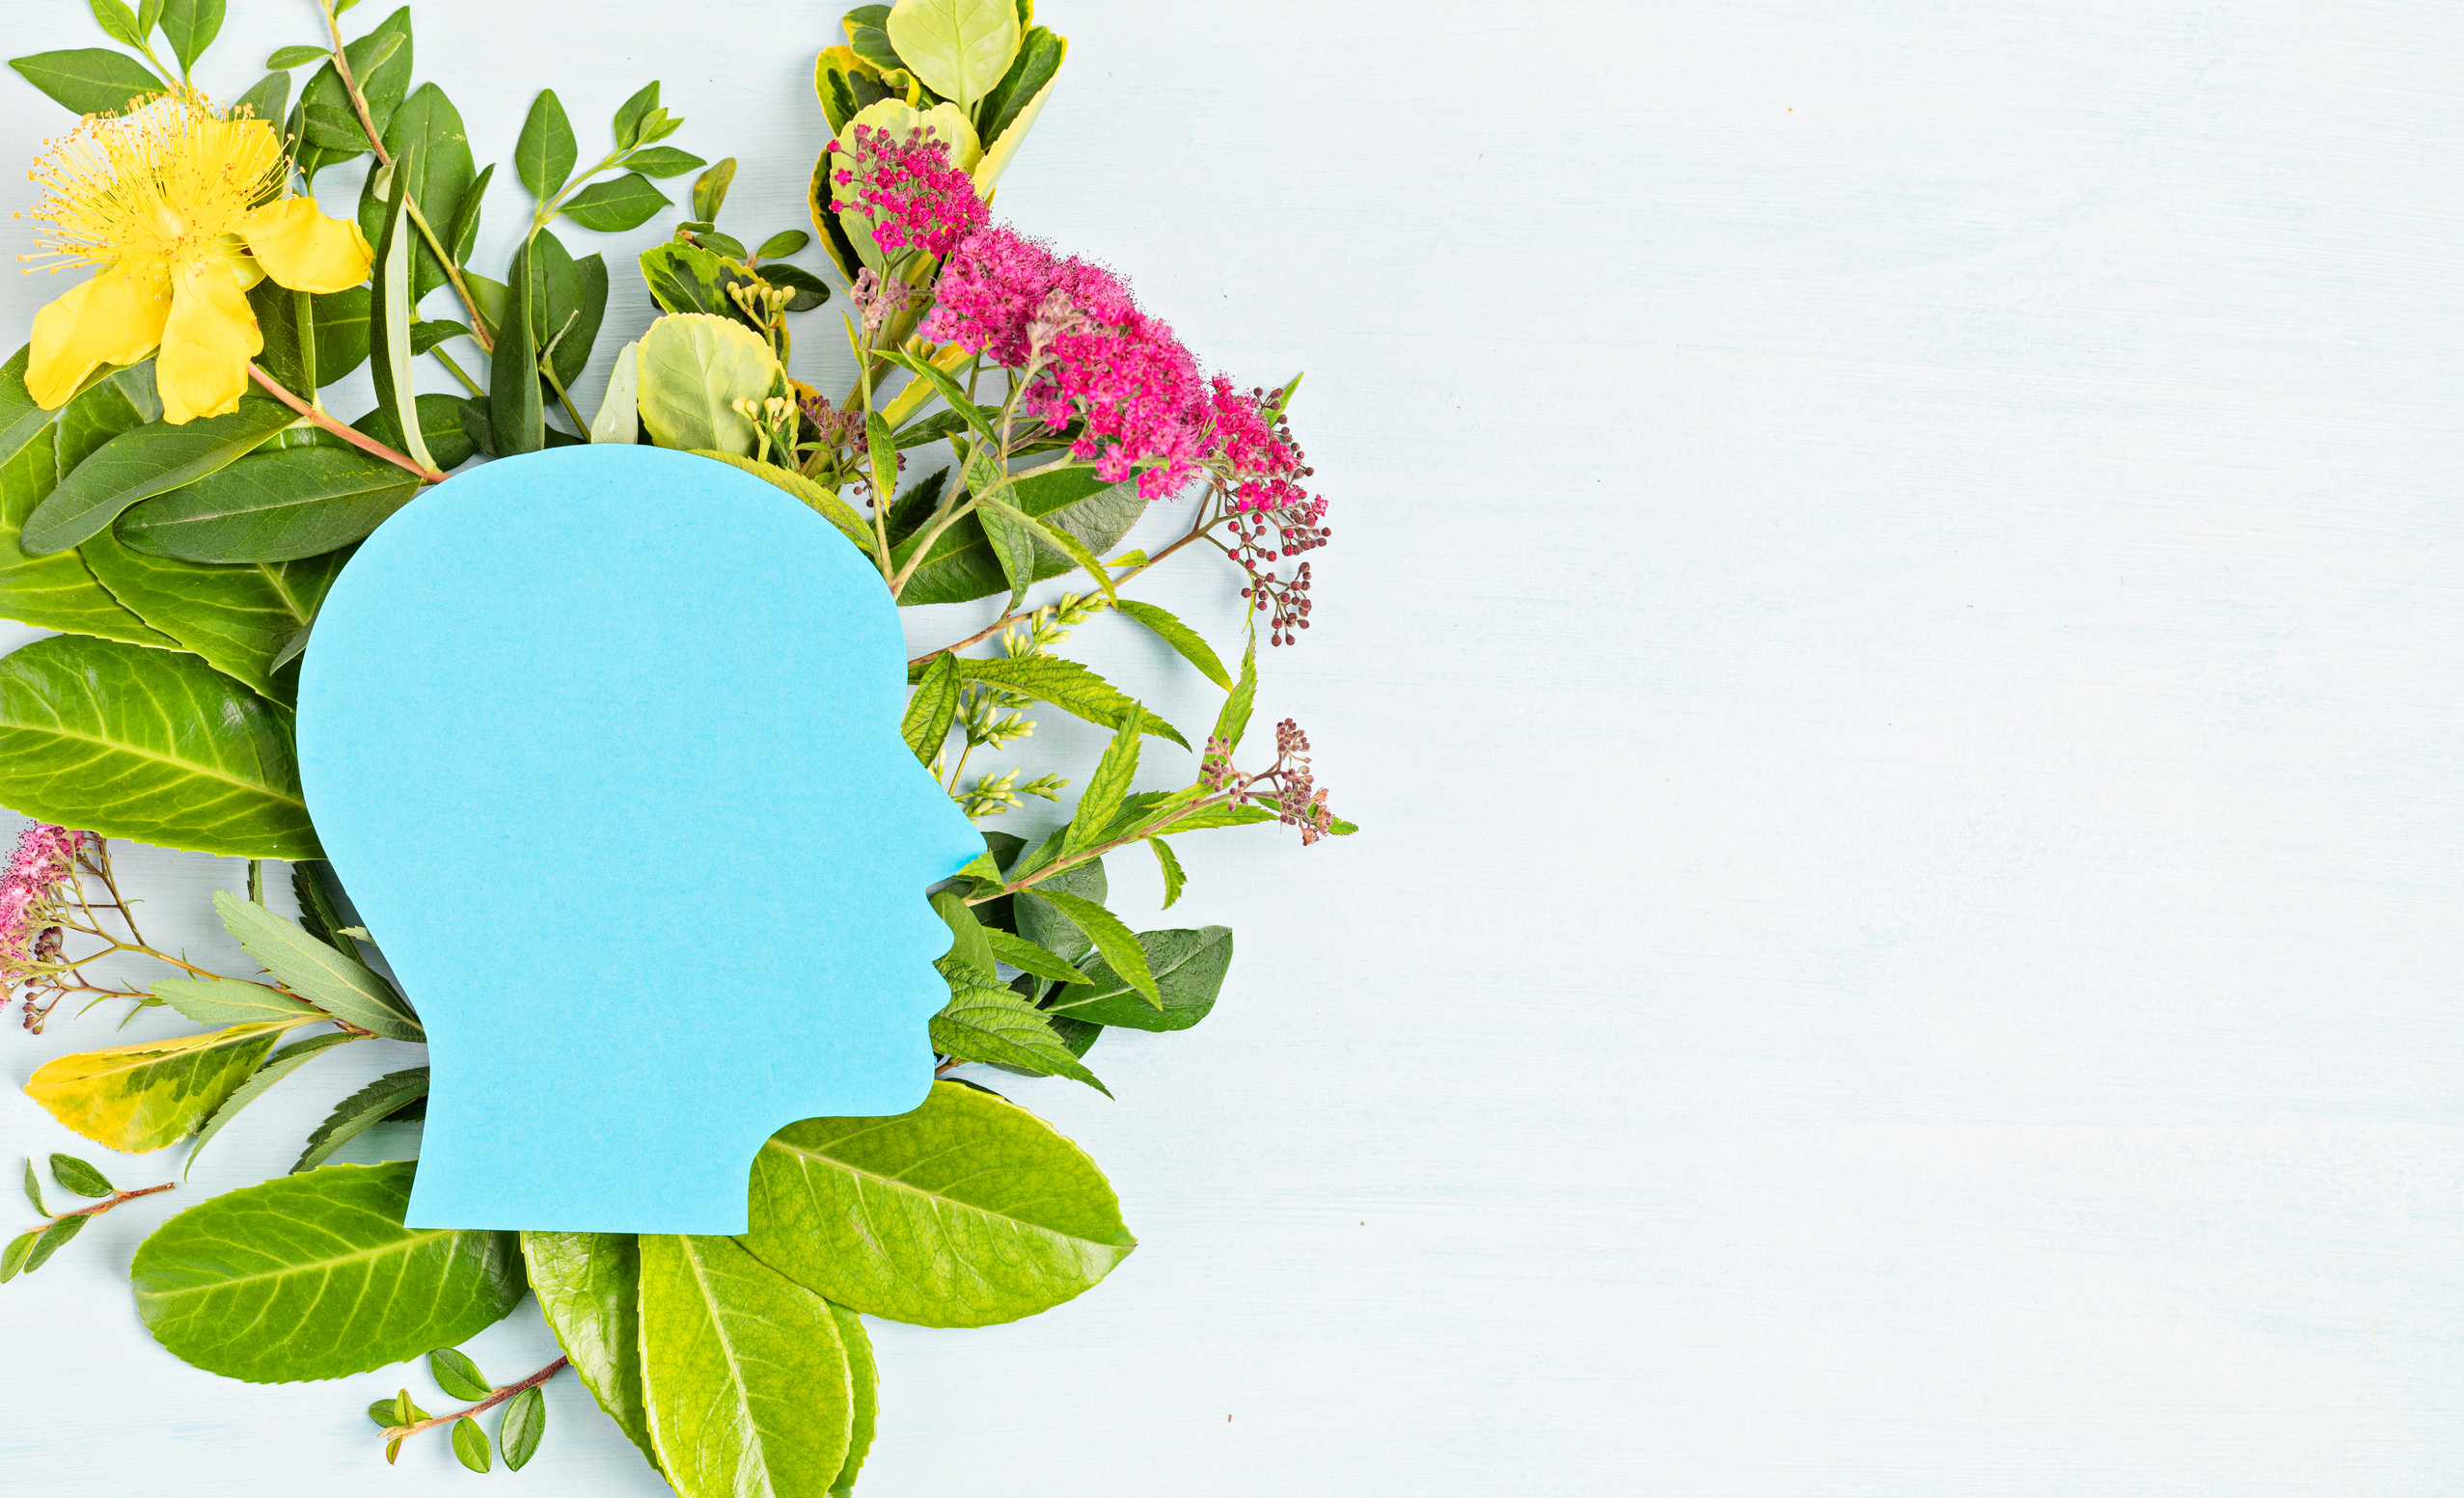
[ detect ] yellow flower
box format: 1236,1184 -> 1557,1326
19,93 -> 371,424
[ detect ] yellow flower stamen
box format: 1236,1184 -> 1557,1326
20,92 -> 285,279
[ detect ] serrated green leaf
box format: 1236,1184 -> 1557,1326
131,1161 -> 524,1382
1043,924 -> 1230,1031
24,1020 -> 310,1153
1062,706 -> 1140,858
500,1382 -> 547,1470
292,1067 -> 427,1173
429,1345 -> 491,1402
901,651 -> 960,767
1214,630 -> 1257,750
932,982 -> 1108,1093
1014,886 -> 1157,1007
23,1212 -> 87,1274
641,1233 -> 853,1496
977,489 -> 1035,613
1150,836 -> 1186,908
1114,598 -> 1231,688
741,1079 -> 1135,1326
561,173 -> 671,232
522,1232 -> 657,1464
1009,851 -> 1103,963
981,927 -> 1092,984
183,1028 -> 361,1176
890,465 -> 1144,609
947,655 -> 1186,748
514,89 -> 577,200
149,975 -> 317,1027
212,890 -> 422,1040
8,49 -> 163,117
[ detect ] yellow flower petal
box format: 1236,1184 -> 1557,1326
240,197 -> 373,295
24,262 -> 173,409
155,255 -> 262,425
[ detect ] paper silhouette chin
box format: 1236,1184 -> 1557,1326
295,445 -> 982,1234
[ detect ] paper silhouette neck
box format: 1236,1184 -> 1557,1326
295,445 -> 983,1234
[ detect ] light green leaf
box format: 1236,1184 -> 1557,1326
21,400 -> 299,554
930,887 -> 995,979
8,49 -> 163,117
741,1079 -> 1135,1327
183,1029 -> 361,1176
430,1344 -> 492,1402
1115,598 -> 1231,688
590,341 -> 640,444
212,890 -> 423,1041
79,528 -> 348,697
638,239 -> 751,320
24,1019 -> 311,1153
948,655 -> 1187,748
1044,925 -> 1231,1031
0,635 -> 317,858
827,1301 -> 877,1497
500,1383 -> 547,1470
890,466 -> 1143,609
89,0 -> 148,55
641,1233 -> 854,1498
637,314 -> 780,455
561,173 -> 671,232
1150,836 -> 1186,908
932,982 -> 1109,1093
293,1066 -> 428,1173
49,1152 -> 114,1198
686,450 -> 873,551
0,411 -> 176,648
886,0 -> 1022,113
514,89 -> 577,200
901,651 -> 960,767
23,1157 -> 47,1215
367,142 -> 433,476
116,446 -> 422,564
982,927 -> 1093,984
0,1228 -> 39,1283
1062,706 -> 1140,858
130,1160 -> 524,1382
522,1232 -> 659,1468
1015,886 -> 1158,1007
452,1416 -> 492,1472
22,1213 -> 87,1274
150,975 -> 318,1027
692,157 -> 737,223
1214,630 -> 1257,750
265,43 -> 327,69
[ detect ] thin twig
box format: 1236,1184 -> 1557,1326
48,1182 -> 174,1221
250,366 -> 446,482
382,1357 -> 569,1440
908,505 -> 1225,668
320,3 -> 391,170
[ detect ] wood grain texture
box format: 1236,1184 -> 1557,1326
2,0 -> 2457,1492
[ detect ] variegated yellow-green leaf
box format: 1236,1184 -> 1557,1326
25,1019 -> 315,1153
886,0 -> 1022,113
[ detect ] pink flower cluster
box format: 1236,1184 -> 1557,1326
826,123 -> 989,258
1203,376 -> 1326,525
0,823 -> 81,986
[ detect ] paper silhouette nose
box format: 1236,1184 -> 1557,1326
294,446 -> 985,1235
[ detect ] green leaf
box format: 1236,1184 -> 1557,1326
970,25 -> 1064,192
612,79 -> 660,149
826,1301 -> 878,1496
1214,630 -> 1257,750
639,239 -> 752,320
982,927 -> 1092,984
0,346 -> 59,471
22,1157 -> 47,1215
930,887 -> 995,979
500,1383 -> 547,1470
932,982 -> 1108,1093
157,0 -> 223,71
1010,850 -> 1103,963
212,890 -> 423,1041
449,163 -> 492,270
0,1229 -> 37,1283
522,1232 -> 658,1467
294,1067 -> 428,1173
1044,925 -> 1230,1031
948,655 -> 1186,747
232,69 -> 287,127
890,466 -> 1145,609
23,1213 -> 87,1274
429,1345 -> 492,1402
90,0 -> 148,53
131,1160 -> 524,1382
622,146 -> 705,181
8,49 -> 163,116
756,230 -> 810,259
744,1080 -> 1134,1326
684,451 -> 872,552
122,433 -> 426,565
637,314 -> 779,455
1063,706 -> 1140,858
149,975 -> 317,1027
366,157 -> 432,477
489,235 -> 543,454
22,401 -> 300,554
691,156 -> 737,223
514,90 -> 577,200
1115,598 -> 1231,688
295,10 -> 410,154
409,319 -> 468,354
876,347 -> 996,444
0,414 -> 176,648
1150,836 -> 1186,908
0,635 -> 317,858
1015,886 -> 1158,1007
359,83 -> 476,303
265,43 -> 327,68
528,232 -> 608,391
977,490 -> 1035,613
561,173 -> 671,232
52,1151 -> 116,1198
452,1415 -> 492,1472
291,859 -> 351,948
137,0 -> 166,37
183,1029 -> 362,1176
249,284 -> 371,395
887,0 -> 1023,113
641,1233 -> 854,1497
24,1019 -> 310,1153
78,531 -> 350,698
901,651 -> 960,766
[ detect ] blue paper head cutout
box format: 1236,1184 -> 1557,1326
295,445 -> 982,1234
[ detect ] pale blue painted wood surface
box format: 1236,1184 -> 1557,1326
1,1 -> 2456,1492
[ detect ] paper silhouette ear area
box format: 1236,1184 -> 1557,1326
295,446 -> 985,1235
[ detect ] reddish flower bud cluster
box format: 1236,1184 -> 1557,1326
825,124 -> 989,258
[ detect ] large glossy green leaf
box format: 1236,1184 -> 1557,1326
0,427 -> 176,647
80,529 -> 347,697
116,445 -> 420,563
891,466 -> 1143,607
522,1232 -> 660,1469
357,83 -> 476,301
130,1161 -> 525,1383
24,1019 -> 309,1153
213,890 -> 423,1040
828,1302 -> 877,1498
886,0 -> 1022,112
8,49 -> 162,117
641,1234 -> 854,1498
741,1080 -> 1135,1327
638,314 -> 779,454
0,634 -> 318,858
21,399 -> 301,554
1043,925 -> 1231,1031
932,982 -> 1108,1092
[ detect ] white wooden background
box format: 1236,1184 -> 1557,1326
3,1 -> 2458,1492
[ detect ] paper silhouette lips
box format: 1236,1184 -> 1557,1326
295,445 -> 983,1234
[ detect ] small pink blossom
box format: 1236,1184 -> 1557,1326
1,824 -> 81,987
826,124 -> 988,259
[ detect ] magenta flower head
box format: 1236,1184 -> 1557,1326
826,123 -> 988,259
1,824 -> 82,986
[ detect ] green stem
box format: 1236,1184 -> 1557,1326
428,344 -> 484,397
247,860 -> 264,906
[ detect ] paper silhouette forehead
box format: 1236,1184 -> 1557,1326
295,445 -> 982,1235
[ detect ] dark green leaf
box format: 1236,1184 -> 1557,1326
902,651 -> 960,766
231,69 -> 287,125
1115,598 -> 1231,689
429,1344 -> 491,1402
1045,925 -> 1230,1031
117,446 -> 419,563
157,0 -> 224,71
490,236 -> 543,454
22,1157 -> 47,1216
1016,886 -> 1158,1007
449,163 -> 492,270
753,260 -> 830,312
890,465 -> 1145,609
499,1383 -> 546,1470
1011,851 -> 1104,964
50,1153 -> 117,1198
130,1161 -> 524,1382
0,1228 -> 39,1283
248,284 -> 370,395
560,172 -> 669,233
182,1029 -> 361,1176
515,90 -> 577,200
291,859 -> 351,948
409,319 -> 468,354
452,1416 -> 492,1473
359,83 -> 476,302
89,0 -> 146,50
358,391 -> 474,471
213,890 -> 422,1040
22,1213 -> 86,1274
9,49 -> 163,117
521,1232 -> 657,1467
292,1066 -> 427,1173
623,145 -> 705,179
975,23 -> 1066,150
691,157 -> 737,223
948,655 -> 1187,747
22,400 -> 298,553
979,491 -> 1116,602
883,465 -> 947,543
0,636 -> 317,858
1150,836 -> 1186,908
534,239 -> 607,390
756,230 -> 809,259
265,43 -> 327,68
612,80 -> 659,150
0,345 -> 57,471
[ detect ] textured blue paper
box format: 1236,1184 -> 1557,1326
294,446 -> 982,1234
